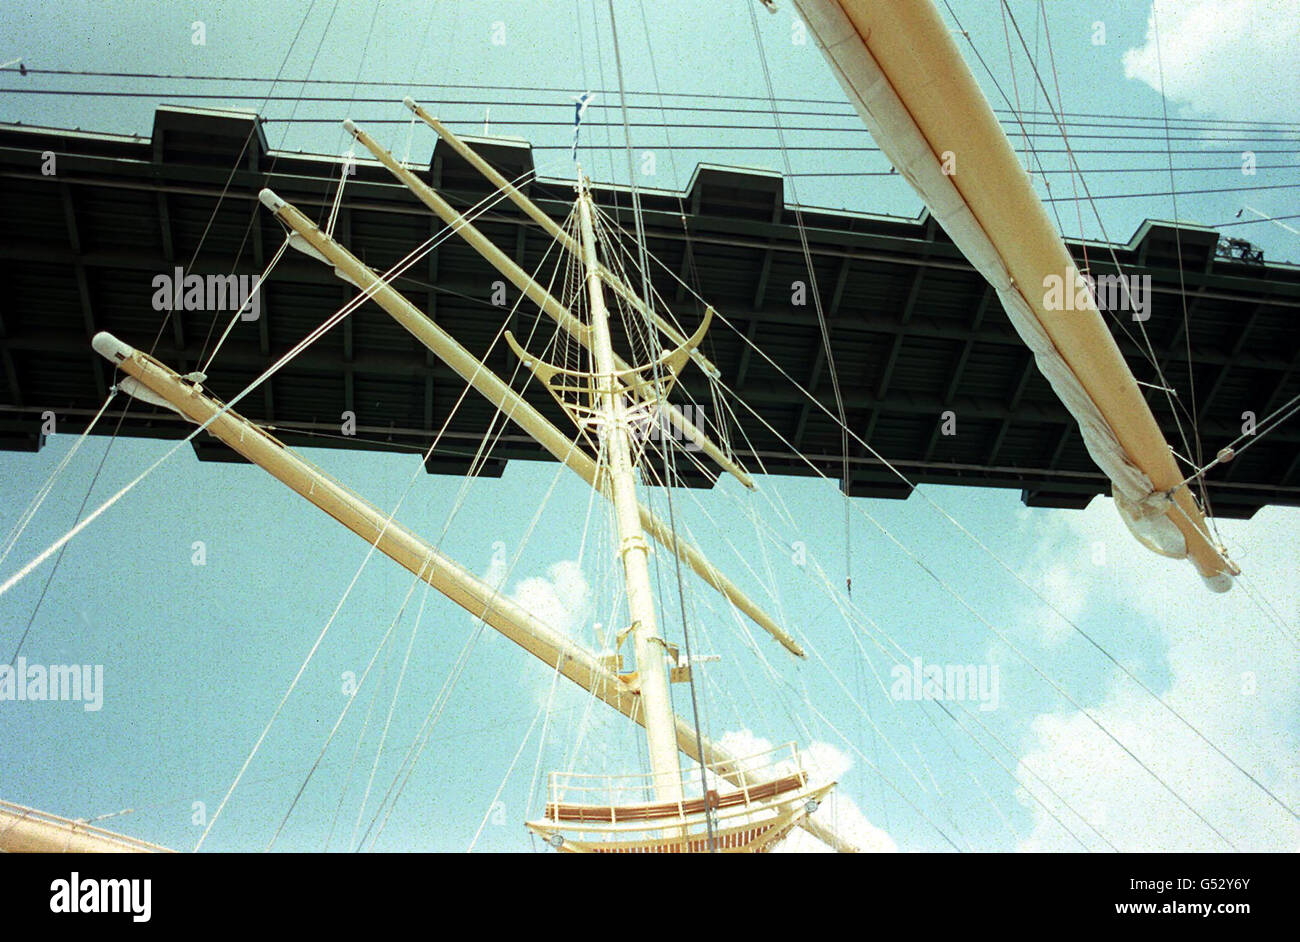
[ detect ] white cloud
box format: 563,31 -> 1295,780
476,555 -> 597,711
1011,499 -> 1300,851
478,554 -> 593,639
1122,1 -> 1300,123
511,560 -> 592,637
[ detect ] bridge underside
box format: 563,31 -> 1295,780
1,107 -> 1297,518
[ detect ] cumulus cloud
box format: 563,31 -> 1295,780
476,554 -> 602,719
479,554 -> 593,639
1122,1 -> 1300,123
1016,557 -> 1093,649
717,729 -> 898,853
1010,499 -> 1300,851
512,560 -> 592,637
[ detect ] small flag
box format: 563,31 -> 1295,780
572,91 -> 595,161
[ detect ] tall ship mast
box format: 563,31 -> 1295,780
514,179 -> 831,851
66,151 -> 841,852
1,0 -> 1293,855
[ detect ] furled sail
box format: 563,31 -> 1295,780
792,0 -> 1238,590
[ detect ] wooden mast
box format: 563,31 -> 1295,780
575,180 -> 683,805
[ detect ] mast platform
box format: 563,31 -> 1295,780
526,743 -> 832,854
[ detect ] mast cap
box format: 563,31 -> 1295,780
258,188 -> 286,213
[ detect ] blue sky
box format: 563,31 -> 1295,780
0,1 -> 1297,853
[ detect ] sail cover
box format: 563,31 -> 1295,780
791,0 -> 1237,590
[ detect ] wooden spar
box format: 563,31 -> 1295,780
340,118 -> 752,490
256,188 -> 803,657
92,332 -> 635,712
794,0 -> 1236,589
399,98 -> 722,380
88,332 -> 852,851
575,184 -> 682,804
0,799 -> 174,853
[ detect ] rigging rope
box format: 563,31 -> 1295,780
468,700 -> 546,852
993,1 -> 1207,492
324,606 -> 394,852
187,0 -> 339,370
6,66 -> 1300,128
335,199 -> 597,848
5,0 -> 334,604
199,235 -> 291,376
0,387 -> 117,573
344,566 -> 433,853
527,659 -> 565,826
2,388 -> 120,668
746,2 -> 853,595
267,554 -> 432,851
7,12 -> 1289,852
348,235 -> 575,847
598,198 -> 1248,847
